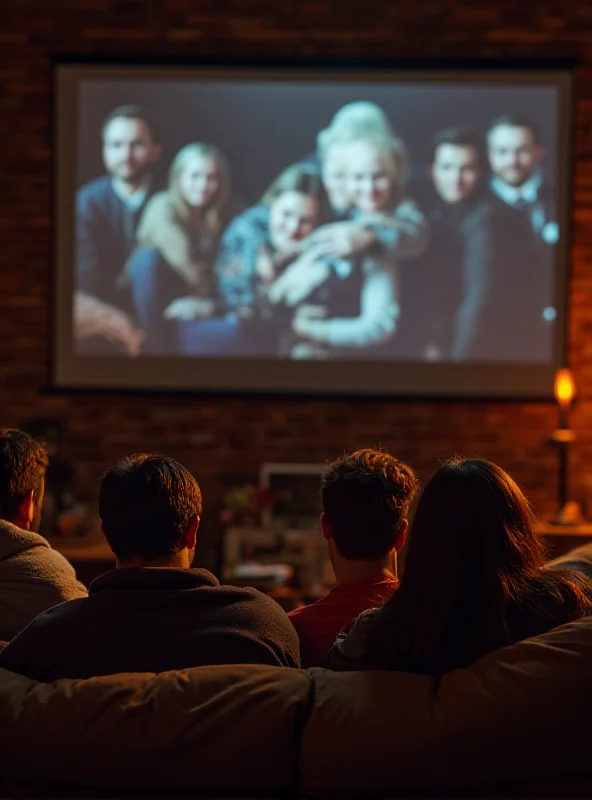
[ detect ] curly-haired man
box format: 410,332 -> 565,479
288,448 -> 419,667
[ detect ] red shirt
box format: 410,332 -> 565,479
288,578 -> 397,668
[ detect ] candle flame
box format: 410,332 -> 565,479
554,368 -> 576,408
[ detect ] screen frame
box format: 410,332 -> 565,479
53,59 -> 575,399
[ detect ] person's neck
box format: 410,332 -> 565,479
112,174 -> 151,198
332,555 -> 394,585
116,551 -> 190,570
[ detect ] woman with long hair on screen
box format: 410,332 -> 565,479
169,162 -> 331,356
125,142 -> 230,353
329,458 -> 592,676
270,131 -> 427,357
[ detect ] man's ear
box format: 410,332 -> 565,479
183,514 -> 200,551
15,490 -> 35,530
394,520 -> 408,553
320,512 -> 333,542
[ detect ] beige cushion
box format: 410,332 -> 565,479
300,615 -> 592,797
0,664 -> 311,793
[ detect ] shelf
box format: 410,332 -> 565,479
47,539 -> 114,562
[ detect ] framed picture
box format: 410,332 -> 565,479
260,462 -> 326,529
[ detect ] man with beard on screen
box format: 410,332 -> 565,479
75,105 -> 162,356
472,115 -> 557,362
0,429 -> 87,642
404,118 -> 557,363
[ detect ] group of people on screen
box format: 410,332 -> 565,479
0,431 -> 591,680
75,101 -> 557,362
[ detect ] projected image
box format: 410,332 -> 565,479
73,79 -> 559,363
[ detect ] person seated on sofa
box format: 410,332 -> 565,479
329,457 -> 592,675
0,454 -> 301,681
0,429 -> 87,641
288,449 -> 419,667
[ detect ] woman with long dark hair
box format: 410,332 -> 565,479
330,458 -> 592,676
170,162 -> 331,356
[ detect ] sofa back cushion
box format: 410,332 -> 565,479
300,616 -> 592,797
0,664 -> 312,794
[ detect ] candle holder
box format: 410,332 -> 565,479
548,368 -> 584,525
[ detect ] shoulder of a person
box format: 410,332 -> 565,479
330,607 -> 379,665
405,177 -> 433,206
76,175 -> 114,207
0,523 -> 62,565
538,174 -> 555,194
459,195 -> 499,225
12,595 -> 87,635
287,597 -> 323,620
394,195 -> 423,217
24,539 -> 78,572
223,584 -> 292,617
142,190 -> 177,217
226,204 -> 268,233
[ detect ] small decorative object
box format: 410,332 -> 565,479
219,484 -> 273,528
548,368 -> 584,525
55,506 -> 100,539
222,527 -> 329,599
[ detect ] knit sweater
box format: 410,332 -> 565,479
0,566 -> 301,681
0,520 -> 87,640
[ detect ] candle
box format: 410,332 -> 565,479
554,368 -> 575,430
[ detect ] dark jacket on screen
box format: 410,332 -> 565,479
450,190 -> 555,362
0,566 -> 301,681
76,176 -> 154,309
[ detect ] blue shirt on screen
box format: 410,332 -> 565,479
76,176 -> 153,309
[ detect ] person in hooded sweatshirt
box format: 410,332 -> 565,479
0,429 -> 87,641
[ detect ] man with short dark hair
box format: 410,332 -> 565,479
75,105 -> 162,355
288,449 -> 419,668
0,454 -> 300,680
400,126 -> 490,360
0,428 -> 87,641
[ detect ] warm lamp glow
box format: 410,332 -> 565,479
554,368 -> 576,409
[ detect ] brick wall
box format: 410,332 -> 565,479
2,1 -> 592,565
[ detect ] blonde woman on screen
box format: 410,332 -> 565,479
125,142 -> 230,353
272,133 -> 427,356
215,163 -> 330,320
318,101 -> 395,214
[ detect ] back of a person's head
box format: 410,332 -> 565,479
0,428 -> 48,524
373,457 -> 547,674
99,454 -> 202,561
321,449 -> 419,561
406,457 -> 544,586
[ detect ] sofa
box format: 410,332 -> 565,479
1,615 -> 592,798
